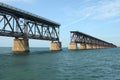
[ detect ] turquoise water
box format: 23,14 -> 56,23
0,47 -> 120,80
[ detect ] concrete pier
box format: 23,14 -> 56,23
93,45 -> 97,49
69,31 -> 117,50
96,45 -> 100,49
68,42 -> 77,50
100,46 -> 103,48
12,38 -> 29,52
86,44 -> 93,49
80,43 -> 86,49
50,41 -> 62,51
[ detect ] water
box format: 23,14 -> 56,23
0,47 -> 120,80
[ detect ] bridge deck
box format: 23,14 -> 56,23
0,2 -> 60,26
0,2 -> 60,41
70,31 -> 116,47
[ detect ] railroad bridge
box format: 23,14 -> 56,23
68,31 -> 117,50
0,2 -> 62,52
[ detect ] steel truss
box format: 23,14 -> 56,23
70,31 -> 116,47
0,12 -> 60,41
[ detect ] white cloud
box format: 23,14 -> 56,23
63,14 -> 90,27
93,0 -> 120,19
63,0 -> 120,26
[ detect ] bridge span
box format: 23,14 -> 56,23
0,2 -> 62,52
68,31 -> 117,50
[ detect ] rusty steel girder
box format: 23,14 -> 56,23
70,31 -> 117,48
0,2 -> 60,41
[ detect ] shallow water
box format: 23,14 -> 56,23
0,47 -> 120,80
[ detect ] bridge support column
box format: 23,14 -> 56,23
50,41 -> 62,51
12,38 -> 29,52
68,42 -> 77,50
100,46 -> 103,48
99,45 -> 101,48
80,43 -> 86,49
96,45 -> 100,48
86,44 -> 93,49
93,45 -> 97,49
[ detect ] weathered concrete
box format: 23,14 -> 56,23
96,45 -> 100,48
50,42 -> 62,51
68,42 -> 77,50
12,38 -> 29,52
86,44 -> 93,49
100,46 -> 103,48
80,43 -> 86,49
93,45 -> 97,49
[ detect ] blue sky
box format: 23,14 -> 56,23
0,0 -> 120,47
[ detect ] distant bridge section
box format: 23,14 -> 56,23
0,2 -> 61,52
68,31 -> 117,50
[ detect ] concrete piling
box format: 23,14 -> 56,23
12,38 -> 29,52
50,41 -> 62,51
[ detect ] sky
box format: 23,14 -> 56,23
0,0 -> 120,47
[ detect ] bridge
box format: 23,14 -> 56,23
68,31 -> 117,50
0,2 -> 62,52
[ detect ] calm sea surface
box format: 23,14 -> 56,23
0,47 -> 120,80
